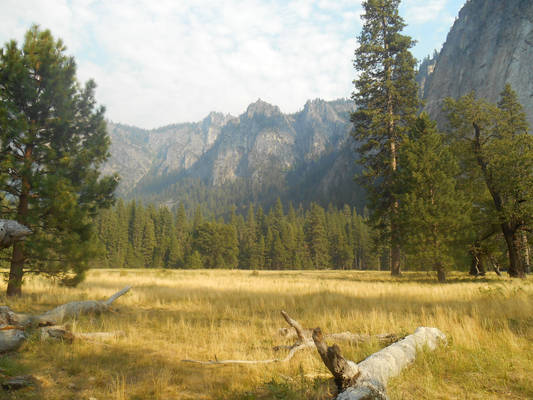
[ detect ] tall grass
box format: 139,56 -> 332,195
1,269 -> 531,399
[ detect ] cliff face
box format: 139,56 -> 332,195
101,112 -> 231,195
103,98 -> 360,209
421,0 -> 533,127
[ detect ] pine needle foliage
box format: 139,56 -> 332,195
0,26 -> 117,295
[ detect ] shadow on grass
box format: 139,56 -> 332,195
0,354 -> 44,400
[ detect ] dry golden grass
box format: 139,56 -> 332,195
1,269 -> 532,399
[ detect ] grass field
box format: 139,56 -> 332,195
1,269 -> 532,399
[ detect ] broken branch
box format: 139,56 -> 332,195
181,311 -> 402,368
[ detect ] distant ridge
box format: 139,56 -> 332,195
102,98 -> 364,213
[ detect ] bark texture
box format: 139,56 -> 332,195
313,326 -> 446,400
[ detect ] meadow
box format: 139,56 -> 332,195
1,269 -> 532,399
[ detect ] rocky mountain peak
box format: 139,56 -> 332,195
245,99 -> 281,118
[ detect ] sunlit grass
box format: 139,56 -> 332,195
0,269 -> 531,399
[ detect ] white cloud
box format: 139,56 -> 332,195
0,0 -> 463,128
0,0 -> 364,128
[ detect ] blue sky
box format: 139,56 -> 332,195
1,0 -> 465,129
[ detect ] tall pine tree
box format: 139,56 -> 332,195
0,26 -> 117,295
351,0 -> 419,275
395,113 -> 470,282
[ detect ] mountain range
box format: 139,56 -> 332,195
101,98 -> 364,213
102,0 -> 533,213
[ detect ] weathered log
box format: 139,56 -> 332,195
40,325 -> 124,342
0,286 -> 131,353
0,329 -> 26,353
0,219 -> 32,249
39,285 -> 131,324
313,326 -> 446,400
280,310 -> 307,343
0,306 -> 40,328
1,375 -> 36,391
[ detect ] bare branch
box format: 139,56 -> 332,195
281,310 -> 307,342
182,342 -> 313,366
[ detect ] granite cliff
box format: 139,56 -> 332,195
420,0 -> 533,127
102,98 -> 362,211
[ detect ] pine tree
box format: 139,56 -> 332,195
141,217 -> 156,267
114,199 -> 129,267
251,234 -> 265,270
128,201 -> 144,258
0,26 -> 117,295
395,113 -> 470,282
305,203 -> 330,268
351,0 -> 419,276
445,85 -> 533,278
166,230 -> 182,268
239,204 -> 257,268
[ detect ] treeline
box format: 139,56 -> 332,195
93,199 -> 381,270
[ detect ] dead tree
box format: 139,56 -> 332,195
313,326 -> 446,399
0,286 -> 131,353
182,312 -> 445,400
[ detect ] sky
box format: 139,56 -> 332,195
1,0 -> 465,129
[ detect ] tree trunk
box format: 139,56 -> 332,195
522,231 -> 530,274
7,146 -> 31,297
469,246 -> 486,276
503,224 -> 525,278
390,238 -> 401,276
7,241 -> 25,297
436,264 -> 446,283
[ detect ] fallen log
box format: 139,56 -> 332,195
0,329 -> 26,353
313,326 -> 446,400
0,286 -> 131,353
1,375 -> 37,391
40,325 -> 125,342
40,285 -> 131,324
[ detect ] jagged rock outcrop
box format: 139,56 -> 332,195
101,113 -> 232,195
103,98 -> 359,209
421,0 -> 533,128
